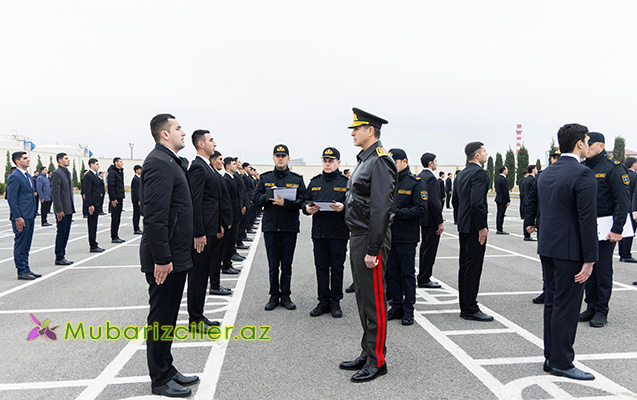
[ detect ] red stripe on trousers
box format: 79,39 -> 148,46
373,257 -> 382,366
373,253 -> 386,367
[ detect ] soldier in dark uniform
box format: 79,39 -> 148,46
385,148 -> 427,326
339,108 -> 397,383
579,132 -> 630,328
303,147 -> 349,318
255,144 -> 306,311
418,152 -> 444,289
618,157 -> 637,263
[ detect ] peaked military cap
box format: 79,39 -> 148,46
550,148 -> 561,157
388,148 -> 407,161
588,132 -> 605,144
273,144 -> 289,156
348,107 -> 389,129
322,147 -> 340,160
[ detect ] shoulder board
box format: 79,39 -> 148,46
310,173 -> 322,181
290,171 -> 303,177
341,173 -> 349,179
376,147 -> 389,157
409,174 -> 421,181
614,159 -> 621,165
260,170 -> 273,176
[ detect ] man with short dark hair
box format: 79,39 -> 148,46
141,113 -> 198,397
82,158 -> 105,253
618,157 -> 637,263
7,151 -> 41,280
520,165 -> 538,241
221,157 -> 244,274
494,165 -> 510,234
453,141 -> 492,321
131,164 -> 143,235
51,152 -> 75,265
438,171 -> 446,204
36,166 -> 52,226
445,172 -> 453,209
107,157 -> 125,243
417,152 -> 443,289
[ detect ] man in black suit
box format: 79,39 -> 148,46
453,142 -> 492,321
131,165 -> 143,235
618,157 -> 637,263
445,172 -> 453,209
50,152 -> 75,265
529,123 -> 597,381
452,169 -> 460,224
520,165 -> 538,241
233,158 -> 249,251
140,114 -> 198,397
494,166 -> 510,234
107,157 -> 126,243
222,157 -> 243,274
81,158 -> 105,253
187,130 -> 233,333
438,171 -> 446,205
417,152 -> 443,289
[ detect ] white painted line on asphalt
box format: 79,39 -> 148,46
0,379 -> 94,391
443,328 -> 515,336
0,233 -> 140,299
0,305 -> 148,315
195,225 -> 261,400
72,265 -> 139,269
435,254 -> 519,259
476,352 -> 637,366
418,309 -> 459,314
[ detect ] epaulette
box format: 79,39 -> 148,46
341,173 -> 349,179
376,147 -> 389,157
606,155 -> 621,165
409,174 -> 421,181
290,171 -> 303,177
310,173 -> 322,181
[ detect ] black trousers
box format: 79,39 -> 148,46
584,240 -> 616,316
418,226 -> 441,285
35,195 -> 39,213
208,235 -> 224,290
236,214 -> 246,244
145,270 -> 188,387
110,199 -> 123,239
458,232 -> 487,314
133,202 -> 141,232
87,211 -> 99,248
350,233 -> 390,368
618,219 -> 636,259
41,201 -> 52,224
189,235 -> 220,324
55,215 -> 72,261
222,221 -> 239,268
386,242 -> 417,313
541,256 -> 585,370
263,232 -> 298,298
445,193 -> 451,208
312,238 -> 347,304
495,202 -> 506,232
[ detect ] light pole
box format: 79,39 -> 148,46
129,143 -> 134,159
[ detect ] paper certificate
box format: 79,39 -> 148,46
271,187 -> 297,201
313,201 -> 337,212
597,214 -> 635,241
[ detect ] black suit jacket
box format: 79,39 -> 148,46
438,178 -> 445,200
537,156 -> 598,263
188,156 -> 233,237
494,174 -> 510,203
453,162 -> 489,234
82,171 -> 103,212
627,169 -> 636,211
131,175 -> 141,204
418,170 -> 443,227
140,144 -> 194,273
223,172 -> 242,223
445,177 -> 452,193
50,166 -> 75,215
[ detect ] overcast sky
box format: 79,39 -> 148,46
2,1 -> 636,166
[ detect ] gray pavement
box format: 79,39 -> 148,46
0,195 -> 636,399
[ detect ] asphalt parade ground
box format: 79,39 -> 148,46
1,195 -> 637,399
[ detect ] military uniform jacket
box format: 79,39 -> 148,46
344,140 -> 398,256
583,150 -> 630,234
302,169 -> 349,240
391,167 -> 428,243
418,169 -> 443,227
255,167 -> 306,233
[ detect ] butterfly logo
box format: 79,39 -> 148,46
27,314 -> 59,341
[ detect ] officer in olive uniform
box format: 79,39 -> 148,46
255,144 -> 307,311
579,132 -> 630,328
303,147 -> 349,318
339,108 -> 397,383
385,148 -> 428,326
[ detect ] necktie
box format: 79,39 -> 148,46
26,173 -> 33,189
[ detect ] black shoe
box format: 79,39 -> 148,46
532,293 -> 545,304
201,316 -> 221,327
222,267 -> 240,275
620,257 -> 637,263
172,371 -> 199,386
41,223 -> 52,227
310,303 -> 330,317
460,311 -> 494,322
351,364 -> 387,383
209,286 -> 232,295
264,297 -> 279,311
543,359 -> 550,373
281,297 -> 296,310
339,356 -> 366,370
247,229 -> 256,234
18,273 -> 36,280
634,281 -> 637,286
111,238 -> 125,243
99,212 -> 107,216
134,230 -> 143,235
418,280 -> 442,289
235,244 -> 249,250
496,231 -> 509,235
90,247 -> 105,253
589,312 -> 607,328
330,302 -> 343,318
345,283 -> 355,293
243,237 -> 253,242
28,271 -> 42,278
151,380 -> 192,397
189,321 -> 219,334
550,367 -> 595,380
231,254 -> 245,262
402,312 -> 414,326
578,309 -> 595,322
523,237 -> 537,241
55,258 -> 73,265
387,308 -> 404,320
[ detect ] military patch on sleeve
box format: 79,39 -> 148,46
376,147 -> 389,157
421,191 -> 428,200
398,189 -> 412,195
312,187 -> 322,191
334,187 -> 347,192
623,174 -> 630,185
286,183 -> 300,188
